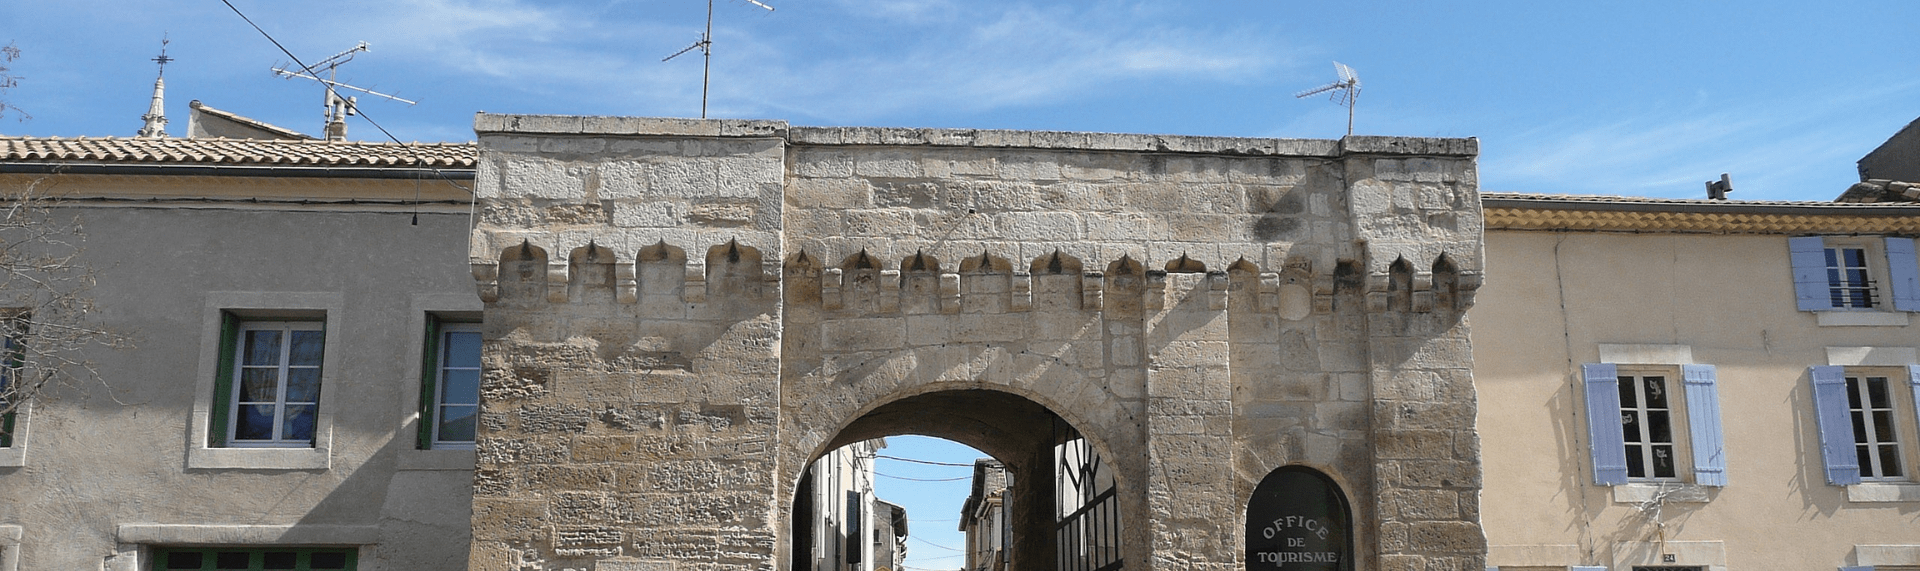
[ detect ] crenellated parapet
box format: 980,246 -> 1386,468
470,236 -> 1479,320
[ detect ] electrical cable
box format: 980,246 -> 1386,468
875,472 -> 971,482
876,455 -> 977,467
216,0 -> 474,202
909,536 -> 963,551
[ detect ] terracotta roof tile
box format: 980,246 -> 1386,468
0,136 -> 475,168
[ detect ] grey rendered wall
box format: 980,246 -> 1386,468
0,203 -> 477,570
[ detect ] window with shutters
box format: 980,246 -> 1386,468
1583,363 -> 1727,486
1811,366 -> 1920,485
417,319 -> 480,450
1789,236 -> 1920,315
221,320 -> 326,448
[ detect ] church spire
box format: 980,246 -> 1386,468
136,36 -> 172,138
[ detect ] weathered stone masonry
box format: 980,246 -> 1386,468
466,114 -> 1487,571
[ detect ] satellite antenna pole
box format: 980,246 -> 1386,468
271,41 -> 417,140
1295,61 -> 1362,136
664,0 -> 774,118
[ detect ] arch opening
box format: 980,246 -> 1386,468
790,389 -> 1124,571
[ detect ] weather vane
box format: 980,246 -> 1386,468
663,0 -> 775,119
1295,62 -> 1362,136
153,35 -> 174,77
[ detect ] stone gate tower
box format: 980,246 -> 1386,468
466,115 -> 1486,571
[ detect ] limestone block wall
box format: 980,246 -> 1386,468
467,114 -> 1486,571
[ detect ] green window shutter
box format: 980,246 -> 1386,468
0,408 -> 14,448
208,312 -> 240,448
417,316 -> 440,450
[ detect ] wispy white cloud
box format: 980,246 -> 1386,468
1480,79 -> 1920,200
708,3 -> 1290,122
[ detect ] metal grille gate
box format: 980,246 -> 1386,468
1055,421 -> 1122,571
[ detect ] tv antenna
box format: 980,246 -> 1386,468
663,0 -> 775,119
271,41 -> 417,140
1295,61 -> 1361,136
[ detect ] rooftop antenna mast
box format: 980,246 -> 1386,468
1295,61 -> 1361,136
663,0 -> 775,119
271,41 -> 417,140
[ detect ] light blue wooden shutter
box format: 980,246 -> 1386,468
1839,567 -> 1873,571
1888,237 -> 1920,311
1584,363 -> 1628,485
1790,236 -> 1831,311
1910,366 -> 1920,461
1810,365 -> 1860,485
1682,364 -> 1727,486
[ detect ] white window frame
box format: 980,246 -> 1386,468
1617,369 -> 1687,482
1845,369 -> 1915,481
430,323 -> 482,450
1822,238 -> 1886,310
226,321 -> 326,448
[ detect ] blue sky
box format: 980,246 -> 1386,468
2,2 -> 1917,567
5,1 -> 1919,200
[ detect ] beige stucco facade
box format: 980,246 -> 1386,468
1474,195 -> 1920,570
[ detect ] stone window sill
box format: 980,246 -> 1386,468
1816,311 -> 1910,327
1847,482 -> 1920,503
186,446 -> 329,470
1611,482 -> 1714,504
397,449 -> 476,471
0,446 -> 23,468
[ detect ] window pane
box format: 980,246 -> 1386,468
1847,378 -> 1864,408
1866,378 -> 1891,408
239,368 -> 279,402
166,551 -> 204,569
1642,377 -> 1667,408
1825,248 -> 1839,266
236,404 -> 277,440
1647,411 -> 1672,443
1881,445 -> 1905,478
445,331 -> 482,367
1873,411 -> 1897,442
285,368 -> 321,403
1845,248 -> 1869,266
1857,445 -> 1875,476
441,369 -> 480,405
289,330 -> 324,367
1620,411 -> 1642,442
438,404 -> 477,442
243,330 -> 282,366
283,404 -> 317,442
1852,411 -> 1868,444
262,551 -> 297,569
216,552 -> 251,569
1651,445 -> 1675,478
310,552 -> 349,569
1618,378 -> 1637,407
1625,444 -> 1646,478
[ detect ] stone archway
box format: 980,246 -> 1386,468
464,115 -> 1488,571
789,388 -> 1123,571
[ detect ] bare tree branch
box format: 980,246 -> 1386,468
0,41 -> 27,121
0,175 -> 131,426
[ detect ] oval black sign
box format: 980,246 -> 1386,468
1245,466 -> 1352,571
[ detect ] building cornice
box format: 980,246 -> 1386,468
1483,192 -> 1920,234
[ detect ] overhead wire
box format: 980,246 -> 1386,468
875,472 -> 971,482
216,0 -> 475,229
876,454 -> 977,467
